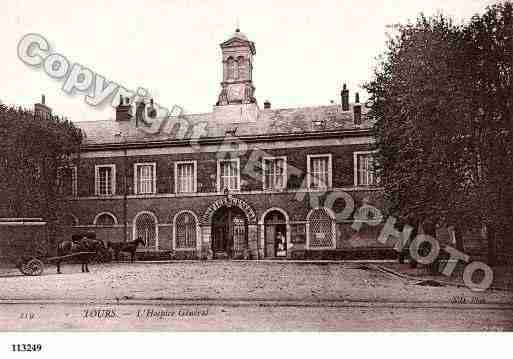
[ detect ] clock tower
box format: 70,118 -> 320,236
216,29 -> 257,106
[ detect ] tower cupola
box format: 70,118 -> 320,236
216,28 -> 257,106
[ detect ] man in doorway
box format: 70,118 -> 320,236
276,232 -> 286,257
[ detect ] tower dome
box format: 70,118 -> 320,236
230,28 -> 248,41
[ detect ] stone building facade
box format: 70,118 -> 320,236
58,29 -> 386,260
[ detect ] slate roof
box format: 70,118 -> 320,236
76,103 -> 372,146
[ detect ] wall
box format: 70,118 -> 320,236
60,138 -> 386,258
75,143 -> 375,197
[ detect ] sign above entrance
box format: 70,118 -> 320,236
202,196 -> 257,225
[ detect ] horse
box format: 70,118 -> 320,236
56,235 -> 107,274
107,237 -> 145,262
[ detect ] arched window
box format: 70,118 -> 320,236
94,212 -> 117,226
61,214 -> 78,227
134,212 -> 157,248
173,211 -> 198,249
307,208 -> 336,249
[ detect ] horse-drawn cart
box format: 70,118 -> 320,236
0,218 -> 49,276
14,252 -> 97,276
0,218 -> 97,276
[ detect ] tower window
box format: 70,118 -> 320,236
227,57 -> 238,80
237,56 -> 246,79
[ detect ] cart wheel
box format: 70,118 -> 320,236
21,259 -> 44,276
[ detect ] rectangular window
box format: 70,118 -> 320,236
308,154 -> 332,189
218,159 -> 240,191
58,166 -> 77,197
263,157 -> 286,190
175,161 -> 197,193
354,151 -> 379,186
134,163 -> 156,194
95,164 -> 115,196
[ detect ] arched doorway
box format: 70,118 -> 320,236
211,206 -> 248,259
263,210 -> 288,258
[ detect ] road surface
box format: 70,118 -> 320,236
1,261 -> 512,330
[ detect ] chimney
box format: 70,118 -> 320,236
263,100 -> 271,109
116,96 -> 132,122
341,84 -> 349,111
353,92 -> 362,125
34,94 -> 52,119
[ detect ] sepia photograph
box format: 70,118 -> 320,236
0,0 -> 512,354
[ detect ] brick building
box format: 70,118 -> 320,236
58,29 -> 385,260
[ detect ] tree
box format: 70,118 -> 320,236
366,3 -> 513,265
463,1 -> 513,262
0,104 -> 82,240
365,14 -> 473,232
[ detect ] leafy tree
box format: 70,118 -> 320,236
463,2 -> 513,262
366,3 -> 513,264
0,104 -> 82,241
365,14 -> 472,230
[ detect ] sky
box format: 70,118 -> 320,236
1,0 -> 499,123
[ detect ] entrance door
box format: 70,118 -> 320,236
211,206 -> 247,259
264,211 -> 287,258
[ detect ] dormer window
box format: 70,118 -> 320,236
312,118 -> 326,129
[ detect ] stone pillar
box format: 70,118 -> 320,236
248,224 -> 258,259
286,223 -> 292,259
200,225 -> 213,259
258,223 -> 265,259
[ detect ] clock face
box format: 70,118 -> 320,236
228,85 -> 244,102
